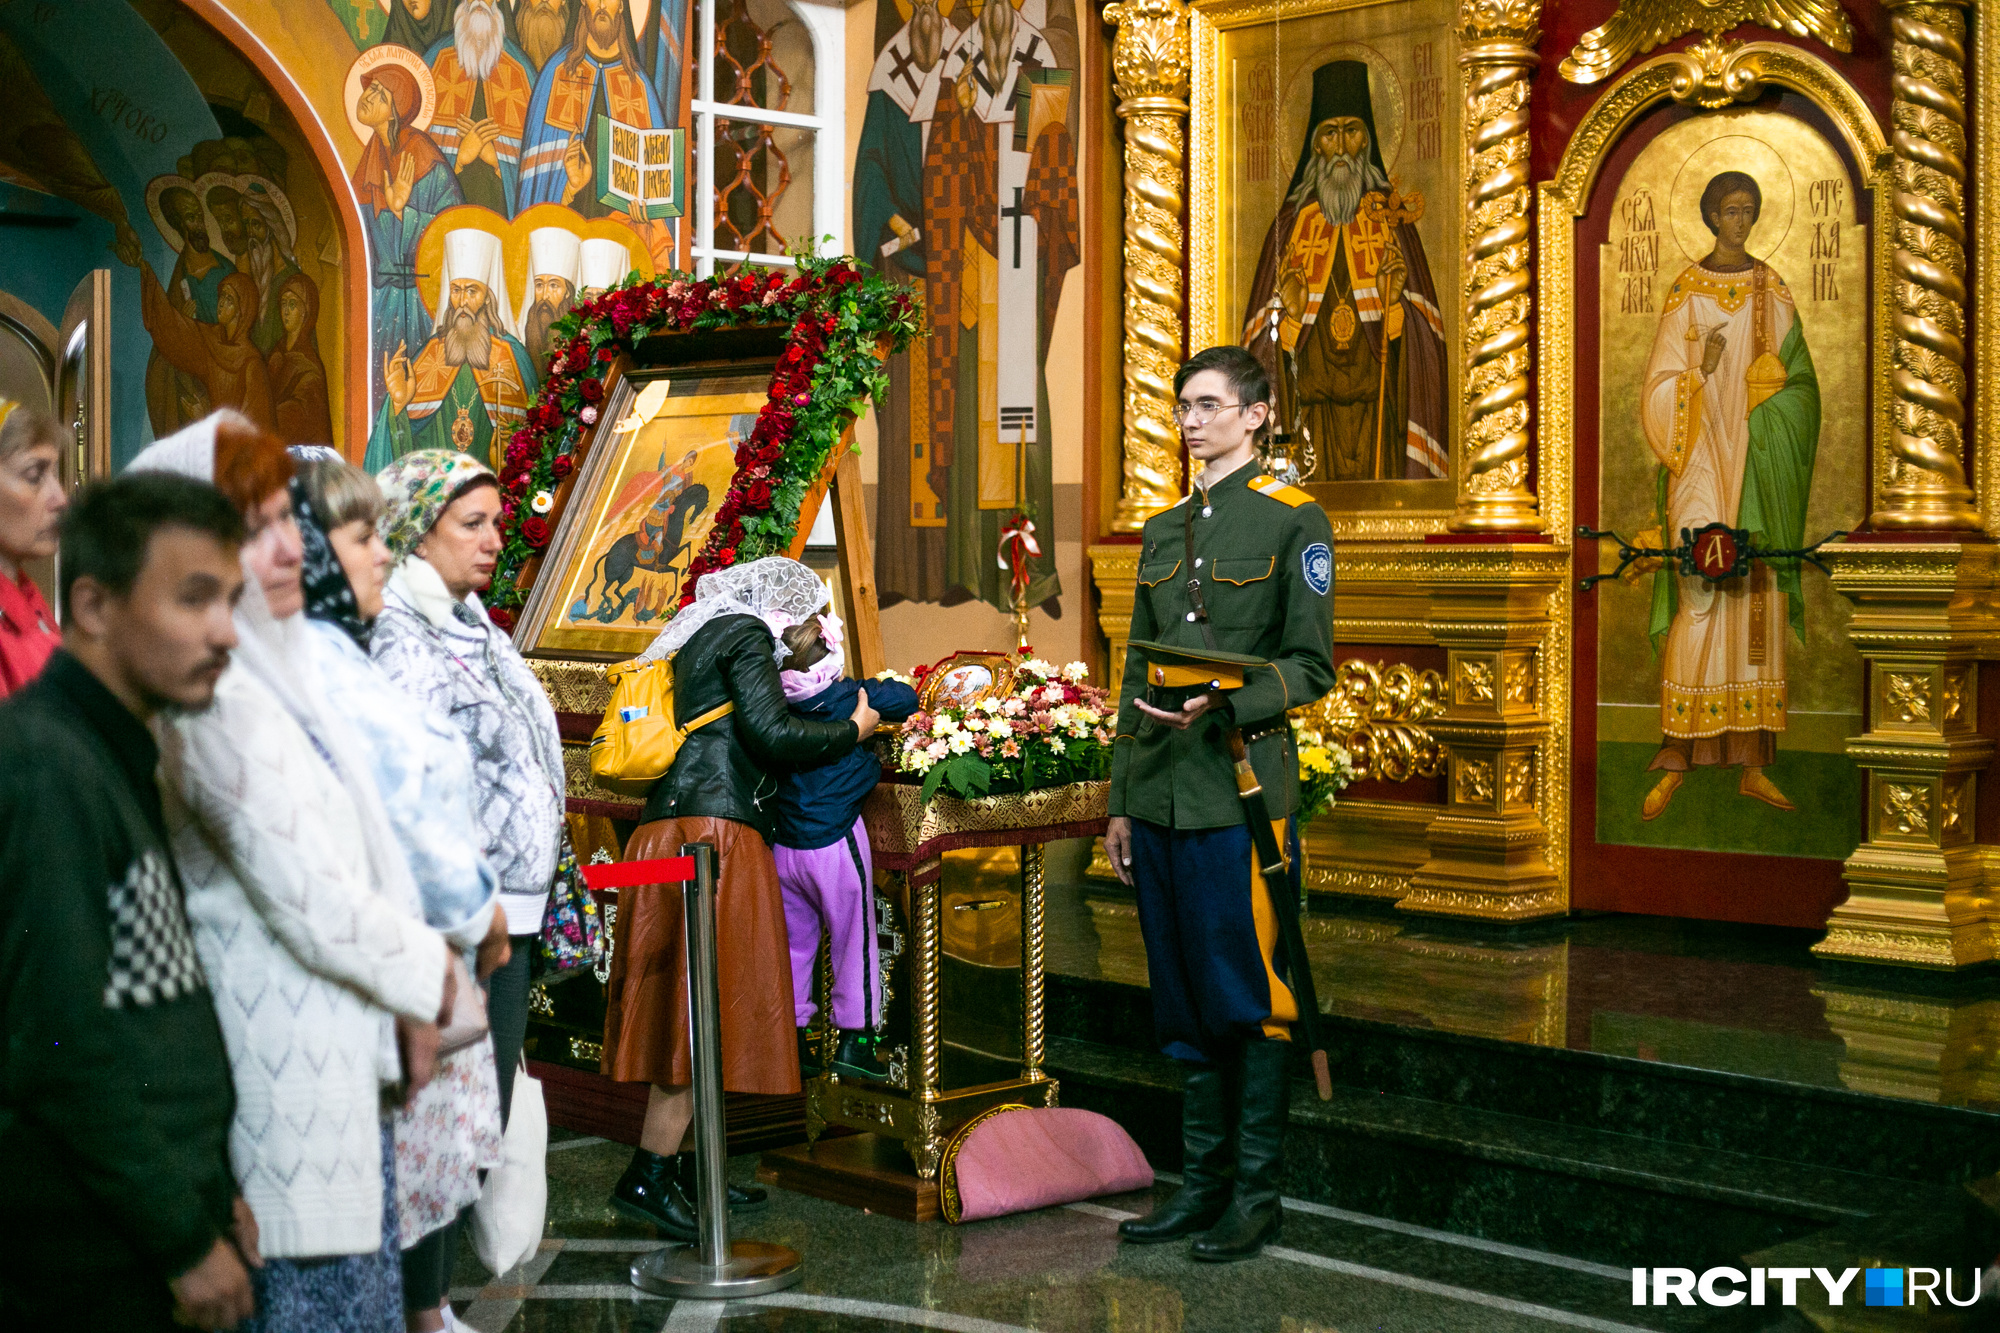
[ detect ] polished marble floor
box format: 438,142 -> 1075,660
985,846 -> 2000,1111
447,1130 -> 1812,1333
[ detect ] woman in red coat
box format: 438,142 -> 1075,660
0,403 -> 65,696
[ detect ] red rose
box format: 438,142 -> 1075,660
551,454 -> 575,478
718,546 -> 738,565
597,346 -> 616,364
745,479 -> 773,508
521,516 -> 551,548
487,606 -> 516,631
580,379 -> 604,403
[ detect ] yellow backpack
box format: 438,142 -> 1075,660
588,656 -> 734,796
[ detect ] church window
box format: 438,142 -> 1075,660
690,0 -> 844,274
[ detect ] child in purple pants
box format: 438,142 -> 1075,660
774,614 -> 919,1081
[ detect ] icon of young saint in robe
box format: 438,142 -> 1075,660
1241,60 -> 1448,481
1634,170 -> 1820,820
367,227 -> 540,470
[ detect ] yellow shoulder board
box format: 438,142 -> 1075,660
1247,475 -> 1313,508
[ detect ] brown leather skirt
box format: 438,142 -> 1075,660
601,817 -> 801,1095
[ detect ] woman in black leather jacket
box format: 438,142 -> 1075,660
600,558 -> 877,1238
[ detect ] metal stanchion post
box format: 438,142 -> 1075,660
631,842 -> 803,1298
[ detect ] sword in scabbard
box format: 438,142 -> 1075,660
1227,728 -> 1333,1102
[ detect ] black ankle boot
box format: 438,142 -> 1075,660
1191,1039 -> 1289,1262
672,1148 -> 767,1209
830,1029 -> 892,1082
1118,1057 -> 1235,1243
610,1148 -> 697,1241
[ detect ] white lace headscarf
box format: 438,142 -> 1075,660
638,556 -> 830,665
130,412 -> 425,924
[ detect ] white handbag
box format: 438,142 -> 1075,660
470,1061 -> 547,1275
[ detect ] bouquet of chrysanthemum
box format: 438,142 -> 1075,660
896,658 -> 1115,803
1294,721 -> 1357,821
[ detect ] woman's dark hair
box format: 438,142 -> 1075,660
60,472 -> 244,611
446,473 -> 501,509
781,617 -> 831,671
1700,171 -> 1763,234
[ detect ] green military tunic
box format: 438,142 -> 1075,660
1109,459 -> 1337,829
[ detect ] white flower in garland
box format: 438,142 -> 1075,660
530,490 -> 554,515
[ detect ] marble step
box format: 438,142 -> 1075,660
1042,972 -> 2000,1190
1044,1035 -> 1988,1274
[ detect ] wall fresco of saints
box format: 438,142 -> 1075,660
341,0 -> 692,469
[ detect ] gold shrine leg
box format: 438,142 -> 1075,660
1021,843 -> 1047,1084
1817,544 -> 1999,968
1105,0 -> 1191,531
1451,0 -> 1544,533
911,865 -> 945,1177
1873,0 -> 1980,529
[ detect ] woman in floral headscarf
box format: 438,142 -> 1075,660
370,450 -> 564,1143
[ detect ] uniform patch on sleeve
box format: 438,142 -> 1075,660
1302,542 -> 1333,595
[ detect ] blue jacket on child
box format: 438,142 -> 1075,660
776,676 -> 921,850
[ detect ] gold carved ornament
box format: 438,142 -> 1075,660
1106,0 -> 1192,531
1294,659 -> 1448,783
1874,0 -> 1979,528
1452,0 -> 1545,532
1558,0 -> 1855,87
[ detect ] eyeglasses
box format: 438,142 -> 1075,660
1172,400 -> 1247,426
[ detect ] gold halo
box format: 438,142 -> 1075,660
344,44 -> 438,148
1281,43 -> 1405,178
416,202 -> 661,324
1669,135 -> 1796,267
190,172 -> 295,264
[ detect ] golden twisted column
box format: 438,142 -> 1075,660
1106,0 -> 1191,530
1874,1 -> 1979,529
1020,843 -> 1048,1083
1451,0 -> 1544,532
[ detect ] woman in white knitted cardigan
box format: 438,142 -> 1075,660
134,413 -> 455,1330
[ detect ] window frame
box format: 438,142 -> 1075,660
689,0 -> 845,275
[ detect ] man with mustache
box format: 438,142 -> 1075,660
523,225 -> 581,371
0,473 -> 257,1332
369,228 -> 539,470
518,0 -> 667,224
1240,60 -> 1449,481
855,0 -> 1078,613
428,0 -> 535,216
510,0 -> 575,73
239,188 -> 303,357
144,186 -> 238,435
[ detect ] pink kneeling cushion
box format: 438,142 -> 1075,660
944,1107 -> 1153,1223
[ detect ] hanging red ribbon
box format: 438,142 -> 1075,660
998,511 -> 1041,602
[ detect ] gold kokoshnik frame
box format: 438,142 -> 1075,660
1189,0 -> 1463,539
513,356 -> 781,661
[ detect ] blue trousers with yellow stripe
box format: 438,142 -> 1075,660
1129,817 -> 1300,1063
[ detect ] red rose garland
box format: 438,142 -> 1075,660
485,256 -> 922,631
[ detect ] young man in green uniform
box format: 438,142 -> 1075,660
1105,344 -> 1336,1261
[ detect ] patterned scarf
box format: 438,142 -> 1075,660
376,448 -> 496,560
290,473 -> 371,650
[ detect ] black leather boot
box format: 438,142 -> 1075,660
1191,1039 -> 1289,1262
672,1149 -> 767,1209
1118,1057 -> 1235,1243
610,1147 -> 697,1241
831,1029 -> 892,1082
